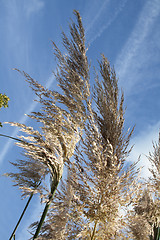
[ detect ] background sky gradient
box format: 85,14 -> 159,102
0,0 -> 160,239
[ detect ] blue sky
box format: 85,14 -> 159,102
0,0 -> 160,239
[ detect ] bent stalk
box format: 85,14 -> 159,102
9,192 -> 34,240
0,133 -> 33,239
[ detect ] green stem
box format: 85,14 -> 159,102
33,179 -> 60,239
9,192 -> 34,240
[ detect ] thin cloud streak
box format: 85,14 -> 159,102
115,0 -> 160,90
88,0 -> 128,45
85,0 -> 110,34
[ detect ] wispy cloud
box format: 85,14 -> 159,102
113,0 -> 160,179
87,0 -> 128,45
3,0 -> 44,70
115,0 -> 160,93
129,121 -> 160,179
24,0 -> 44,18
85,0 -> 110,34
0,0 -> 44,163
